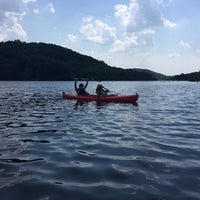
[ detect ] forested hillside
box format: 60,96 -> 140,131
0,41 -> 157,81
1,40 -> 199,81
170,71 -> 200,81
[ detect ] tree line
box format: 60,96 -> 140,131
0,40 -> 199,81
0,41 -> 157,81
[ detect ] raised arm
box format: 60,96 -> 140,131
74,79 -> 78,93
84,80 -> 88,89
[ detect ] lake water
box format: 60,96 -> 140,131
0,81 -> 200,200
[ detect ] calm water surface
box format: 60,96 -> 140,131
0,81 -> 200,200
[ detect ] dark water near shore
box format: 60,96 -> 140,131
0,81 -> 200,200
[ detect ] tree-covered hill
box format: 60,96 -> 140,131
169,71 -> 200,81
0,40 -> 157,81
1,40 -> 199,81
132,68 -> 167,80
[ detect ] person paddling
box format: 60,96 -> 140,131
96,84 -> 110,96
74,78 -> 89,95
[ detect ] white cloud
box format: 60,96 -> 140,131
162,17 -> 176,28
114,0 -> 165,32
7,11 -> 27,39
111,34 -> 138,52
80,19 -> 116,44
138,29 -> 156,46
0,11 -> 27,41
179,40 -> 191,49
0,0 -> 36,41
114,2 -> 138,29
33,9 -> 39,14
111,27 -> 156,52
75,0 -> 176,53
82,16 -> 93,23
48,3 -> 55,14
111,0 -> 175,51
68,34 -> 78,42
79,0 -> 165,50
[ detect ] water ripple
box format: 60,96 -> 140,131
0,81 -> 200,200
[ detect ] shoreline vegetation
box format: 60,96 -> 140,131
0,40 -> 199,81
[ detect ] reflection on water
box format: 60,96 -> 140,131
73,100 -> 138,109
0,81 -> 200,200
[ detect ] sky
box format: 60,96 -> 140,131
0,0 -> 200,75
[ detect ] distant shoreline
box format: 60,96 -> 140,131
0,41 -> 199,82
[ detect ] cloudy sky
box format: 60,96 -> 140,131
0,0 -> 199,75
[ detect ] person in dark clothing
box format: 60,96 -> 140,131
96,84 -> 110,96
74,79 -> 89,95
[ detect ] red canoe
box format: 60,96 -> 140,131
62,92 -> 139,103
